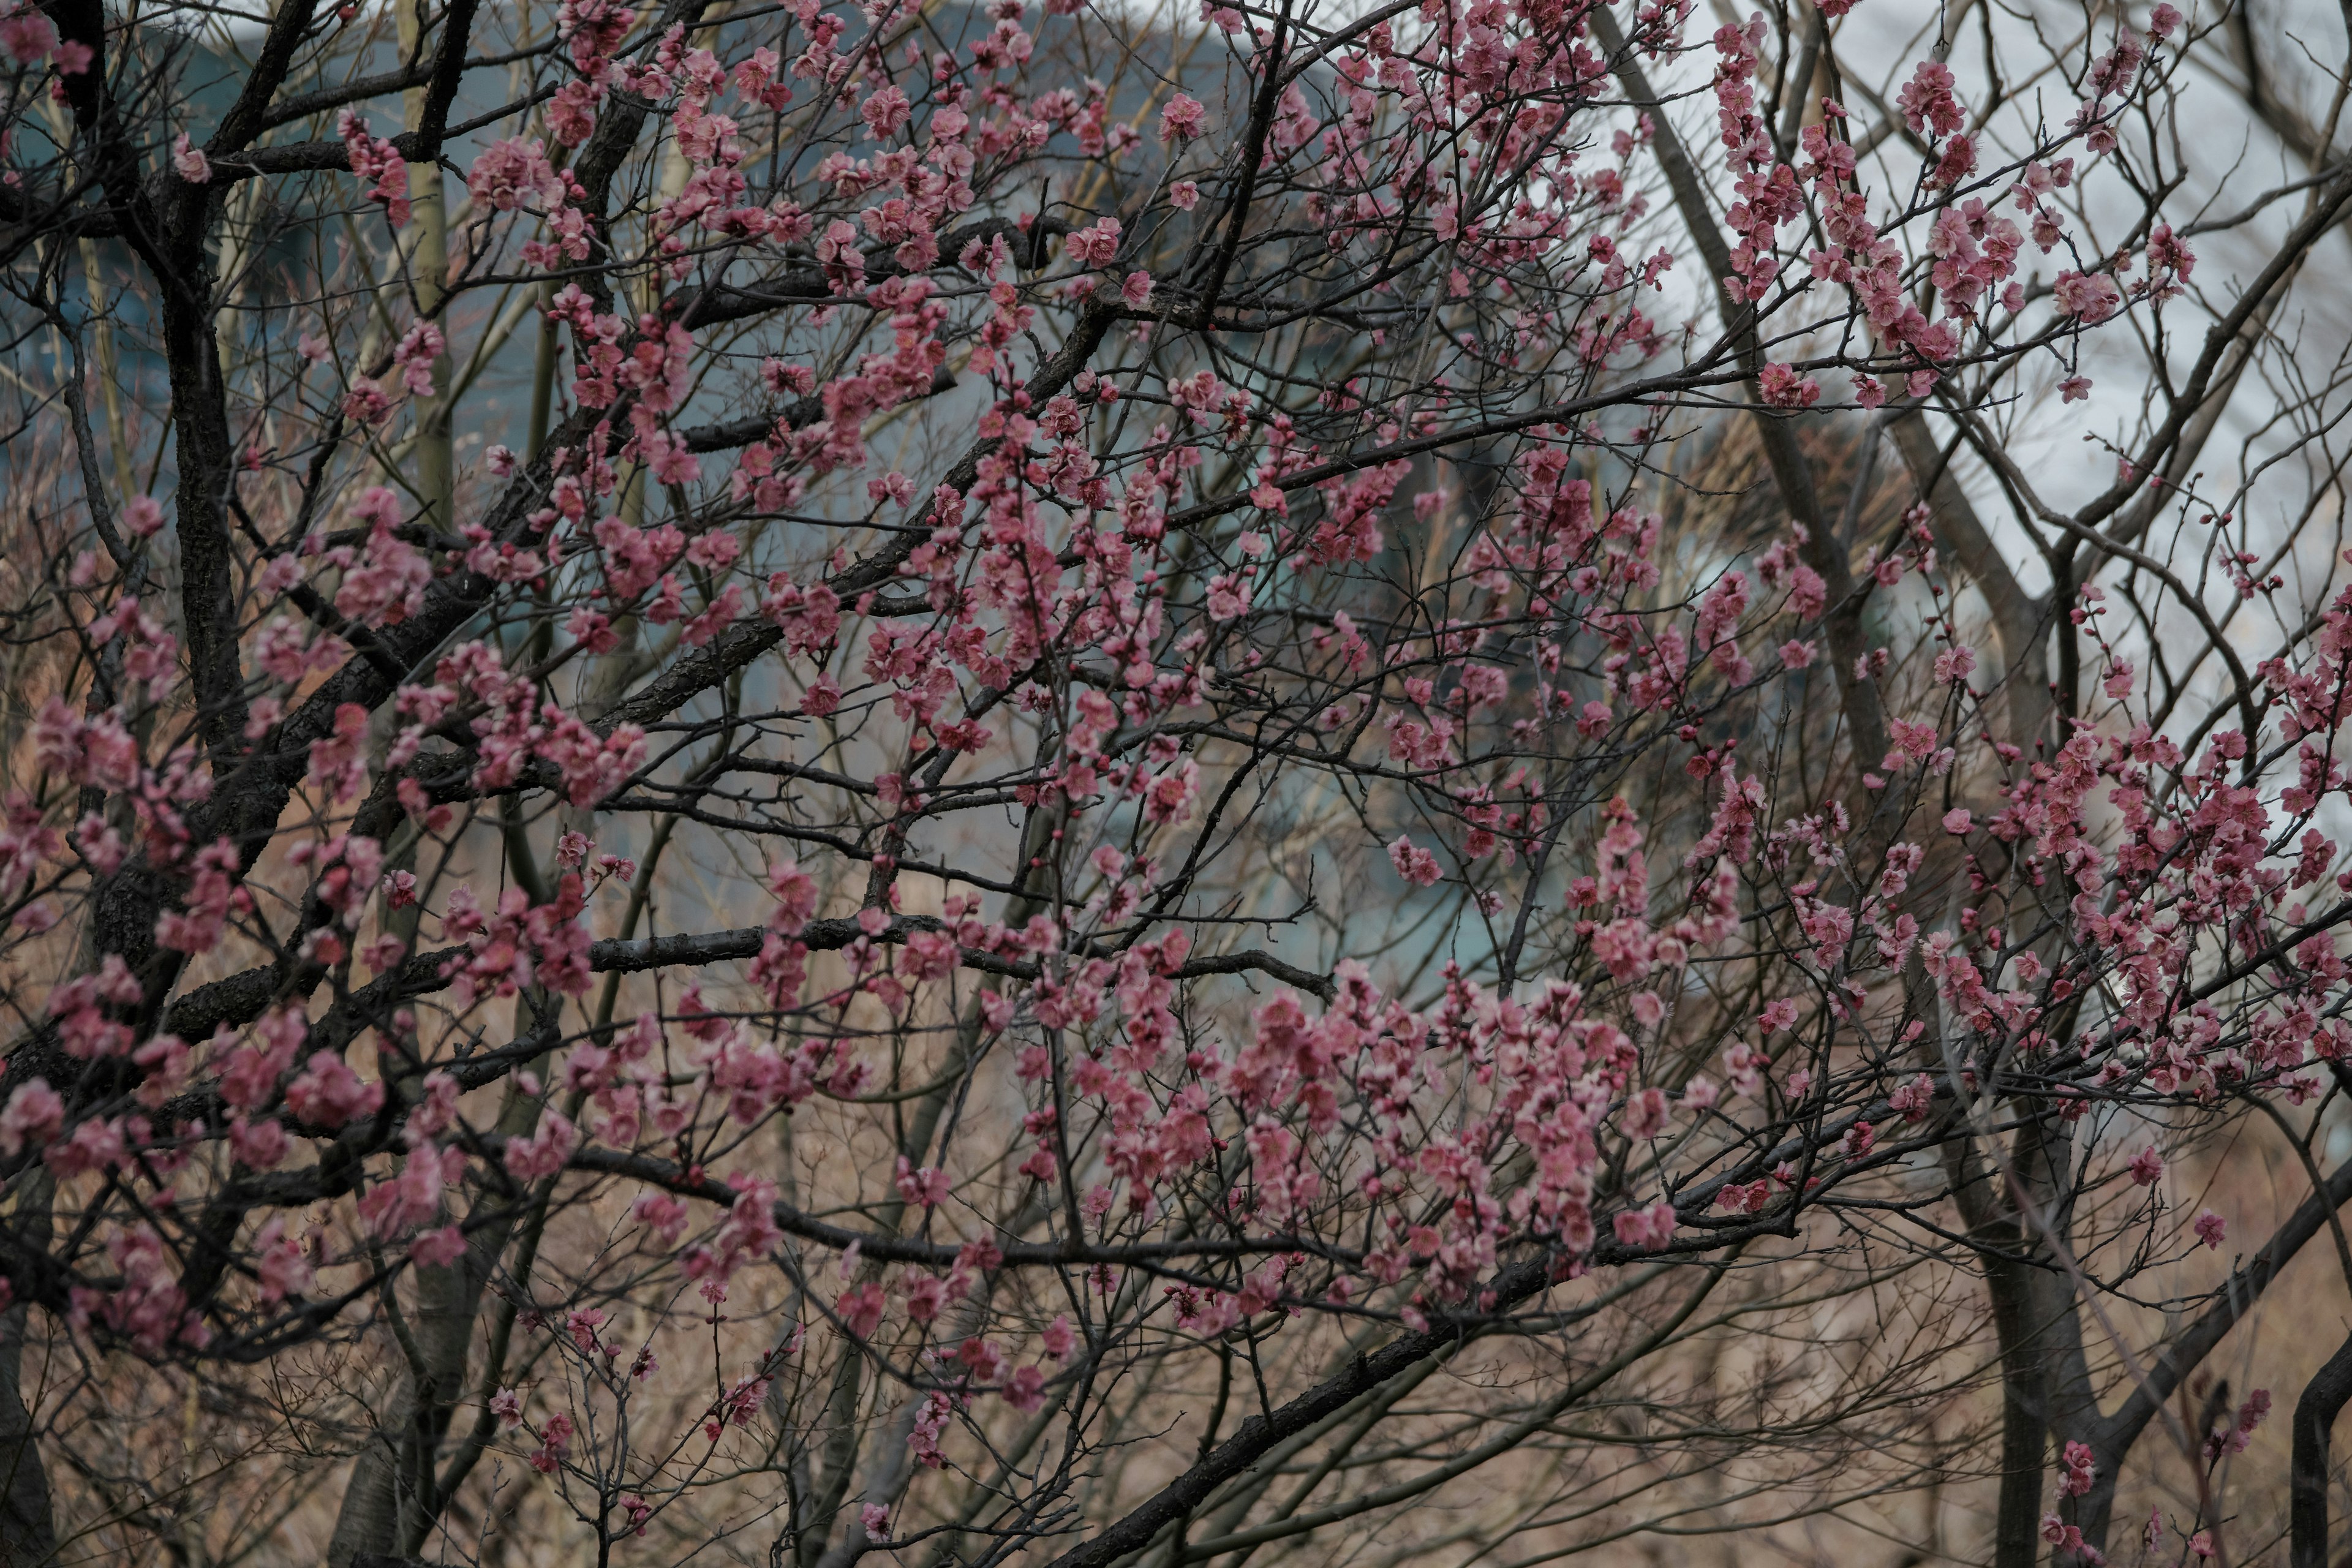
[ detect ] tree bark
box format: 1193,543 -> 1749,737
2293,1327 -> 2352,1568
325,1245 -> 493,1568
1944,1106 -> 2093,1568
327,1060 -> 544,1567
0,1177 -> 56,1568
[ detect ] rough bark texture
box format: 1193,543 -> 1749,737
2293,1329 -> 2352,1568
0,1181 -> 55,1568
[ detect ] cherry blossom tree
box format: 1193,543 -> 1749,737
6,0 -> 2352,1561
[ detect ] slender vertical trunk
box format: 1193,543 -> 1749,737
324,22 -> 459,1555
0,1301 -> 55,1568
1948,1104 -> 2091,1568
2293,1329 -> 2352,1567
156,247 -> 248,788
212,178 -> 255,389
39,96 -> 137,507
526,293 -> 559,464
1984,1247 -> 2051,1568
2064,1447 -> 2125,1568
0,1177 -> 57,1568
326,1075 -> 541,1567
325,1251 -> 486,1568
80,238 -> 135,506
398,0 -> 452,530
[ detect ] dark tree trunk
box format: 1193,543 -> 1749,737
2294,1327 -> 2352,1568
0,1180 -> 56,1568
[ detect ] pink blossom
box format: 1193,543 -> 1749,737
894,1157 -> 951,1207
860,84 -> 912,139
0,9 -> 59,64
836,1280 -> 886,1338
567,1306 -> 607,1352
2056,1438 -> 2096,1498
230,1117 -> 290,1170
94,1225 -> 193,1352
360,1144 -> 464,1237
1611,1200 -> 1678,1252
1159,94 -> 1207,143
35,698 -> 138,790
339,111 -> 410,224
2042,1517 -> 2088,1555
530,1411 -> 574,1474
284,1051 -> 385,1129
410,1226 -> 467,1267
467,136 -> 564,212
538,709 -> 647,807
1388,835 -> 1442,888
2054,270 -> 2124,323
0,1079 -> 62,1157
306,702 -> 374,805
1066,217 -> 1121,268
254,1218 -> 314,1303
1620,1087 -> 1668,1139
505,1108 -> 581,1182
1005,1364 -> 1047,1410
392,320 -> 443,396
1758,363 -> 1820,409
1896,59 -> 1964,139
1888,1074 -> 1936,1123
171,133 -> 210,183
